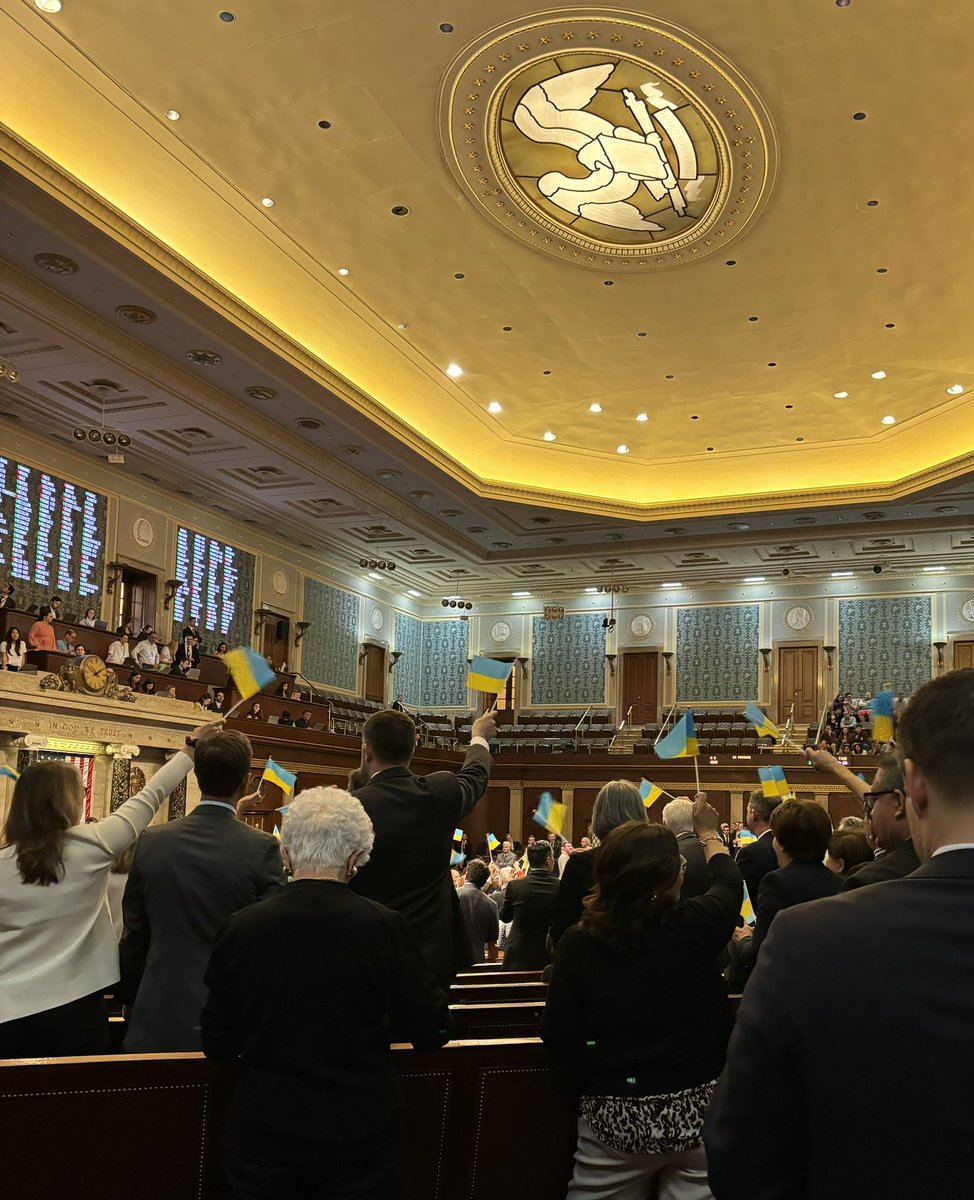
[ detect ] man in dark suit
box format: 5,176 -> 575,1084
120,729 -> 285,1051
662,795 -> 710,898
706,669 -> 974,1199
733,789 -> 781,900
499,840 -> 560,969
843,754 -> 919,889
350,708 -> 496,988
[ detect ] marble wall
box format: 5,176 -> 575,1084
530,612 -> 607,707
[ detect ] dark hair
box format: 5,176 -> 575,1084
4,627 -> 21,645
1,762 -> 84,885
748,790 -> 782,824
873,752 -> 905,793
50,595 -> 62,604
526,839 -> 551,868
38,605 -> 53,619
770,799 -> 832,862
827,830 -> 873,875
465,860 -> 489,888
194,729 -> 252,798
582,821 -> 681,950
896,673 -> 974,801
363,710 -> 416,766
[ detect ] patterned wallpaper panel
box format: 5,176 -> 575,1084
300,578 -> 359,692
530,612 -> 607,706
420,619 -> 469,709
677,604 -> 760,702
838,596 -> 932,696
394,611 -> 422,708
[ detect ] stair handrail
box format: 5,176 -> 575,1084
608,704 -> 635,751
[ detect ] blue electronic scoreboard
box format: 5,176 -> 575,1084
172,525 -> 255,647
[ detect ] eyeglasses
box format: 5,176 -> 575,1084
862,788 -> 902,815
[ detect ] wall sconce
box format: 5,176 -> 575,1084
661,651 -> 673,676
759,647 -> 773,674
358,643 -> 370,665
294,621 -> 311,646
933,640 -> 947,669
254,609 -> 273,636
106,561 -> 124,595
163,578 -> 185,612
823,645 -> 836,672
605,653 -> 617,678
389,650 -> 403,672
516,656 -> 529,676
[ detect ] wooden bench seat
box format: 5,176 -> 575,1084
449,980 -> 548,1005
450,1001 -> 545,1040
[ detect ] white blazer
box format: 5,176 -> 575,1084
0,753 -> 192,1024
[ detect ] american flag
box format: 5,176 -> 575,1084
35,752 -> 95,819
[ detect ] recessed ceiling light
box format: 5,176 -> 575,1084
318,120 -> 332,129
337,267 -> 350,276
445,362 -> 463,378
947,384 -> 965,395
260,197 -> 275,207
219,11 -> 236,22
398,322 -> 409,330
368,571 -> 382,580
407,589 -> 423,597
881,415 -> 897,425
728,522 -> 751,531
512,591 -> 531,597
390,205 -> 410,217
871,370 -> 886,379
438,22 -> 454,32
923,565 -> 947,573
589,403 -> 602,413
743,576 -> 766,583
636,412 -> 648,422
616,444 -> 630,454
831,571 -> 854,578
34,0 -> 62,10
853,112 -> 866,121
661,581 -> 682,589
833,391 -> 849,399
165,109 -> 180,121
585,587 -> 598,593
543,431 -> 556,441
487,401 -> 502,414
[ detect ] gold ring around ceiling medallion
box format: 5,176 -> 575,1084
437,8 -> 778,271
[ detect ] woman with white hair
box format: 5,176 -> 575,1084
202,786 -> 452,1200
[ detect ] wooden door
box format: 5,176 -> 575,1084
363,643 -> 386,702
621,651 -> 659,727
572,788 -> 599,845
260,614 -> 289,671
120,567 -> 156,633
778,645 -> 819,726
461,786 -> 511,859
523,786 -> 562,848
954,641 -> 974,670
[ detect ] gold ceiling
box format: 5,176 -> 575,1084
3,0 -> 974,517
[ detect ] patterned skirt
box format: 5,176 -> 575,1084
580,1080 -> 718,1156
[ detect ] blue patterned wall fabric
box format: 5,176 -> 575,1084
394,612 -> 422,708
530,612 -> 606,706
420,620 -> 469,708
838,596 -> 932,696
300,578 -> 359,692
677,604 -> 759,702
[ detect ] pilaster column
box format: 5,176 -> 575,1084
509,785 -> 523,837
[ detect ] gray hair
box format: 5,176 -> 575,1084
592,779 -> 648,841
661,796 -> 694,835
281,787 -> 374,874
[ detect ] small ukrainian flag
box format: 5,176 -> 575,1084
655,712 -> 699,760
533,792 -> 566,836
640,778 -> 664,809
272,825 -> 282,841
869,690 -> 895,743
453,827 -> 464,843
450,849 -> 466,867
487,833 -> 500,851
758,765 -> 792,799
262,758 -> 297,796
740,881 -> 755,925
223,646 -> 276,701
0,765 -> 19,782
467,656 -> 514,694
744,703 -> 779,740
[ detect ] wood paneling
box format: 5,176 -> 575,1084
621,651 -> 659,726
524,786 -> 561,847
572,787 -> 600,844
954,640 -> 974,670
462,786 -> 510,856
778,645 -> 819,726
363,643 -> 386,702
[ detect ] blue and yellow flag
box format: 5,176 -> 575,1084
450,849 -> 466,867
0,765 -> 19,782
868,690 -> 895,743
740,880 -> 755,925
487,833 -> 500,851
223,646 -> 276,701
262,758 -> 297,796
640,778 -> 665,809
272,825 -> 281,841
533,791 -> 566,836
655,712 -> 699,760
744,703 -> 779,740
467,656 -> 514,694
453,827 -> 464,843
758,764 -> 791,800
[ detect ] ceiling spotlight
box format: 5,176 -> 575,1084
543,431 -> 556,441
368,559 -> 378,569
487,401 -> 502,414
589,403 -> 602,413
87,429 -> 102,442
260,197 -> 275,208
616,444 -> 630,454
359,558 -> 369,568
881,415 -> 897,425
636,412 -> 648,422
947,384 -> 965,395
337,267 -> 350,276
871,370 -> 886,380
102,432 -> 117,446
117,434 -> 131,448
164,109 -> 180,121
445,362 -> 463,378
73,428 -> 87,441
34,0 -> 63,11
376,560 -> 386,570
833,391 -> 849,399
441,599 -> 449,607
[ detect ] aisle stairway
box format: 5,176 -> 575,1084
608,726 -> 641,754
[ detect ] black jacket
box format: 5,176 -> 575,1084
351,743 -> 491,988
120,802 -> 285,1051
542,855 -> 743,1097
549,848 -> 597,945
676,831 -> 711,899
499,868 -> 560,969
842,838 -> 920,890
734,829 -> 778,901
202,879 -> 451,1150
705,850 -> 974,1200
